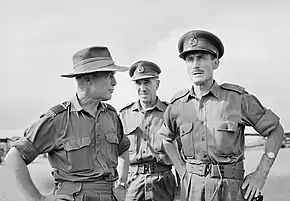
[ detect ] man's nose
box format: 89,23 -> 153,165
111,76 -> 117,86
191,59 -> 200,69
138,83 -> 147,91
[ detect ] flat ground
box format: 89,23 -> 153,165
0,148 -> 289,201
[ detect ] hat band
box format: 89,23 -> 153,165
183,39 -> 219,57
132,73 -> 159,80
73,58 -> 115,73
74,57 -> 113,68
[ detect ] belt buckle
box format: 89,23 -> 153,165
144,164 -> 149,173
138,165 -> 145,174
148,163 -> 154,174
199,163 -> 210,176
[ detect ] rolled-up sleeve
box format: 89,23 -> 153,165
13,115 -> 56,164
118,135 -> 130,156
158,104 -> 179,141
116,115 -> 130,155
241,93 -> 279,137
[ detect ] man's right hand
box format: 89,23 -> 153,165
39,194 -> 74,201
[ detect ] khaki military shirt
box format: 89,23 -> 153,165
119,97 -> 170,165
159,81 -> 280,164
14,94 -> 130,182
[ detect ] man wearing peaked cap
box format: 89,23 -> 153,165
119,60 -> 179,201
5,46 -> 131,201
159,30 -> 284,201
178,30 -> 224,60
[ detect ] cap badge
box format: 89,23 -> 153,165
137,64 -> 144,73
189,37 -> 198,47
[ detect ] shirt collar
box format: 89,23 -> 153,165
186,80 -> 220,102
70,94 -> 83,112
70,93 -> 106,113
132,96 -> 166,112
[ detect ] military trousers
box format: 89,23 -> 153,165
125,170 -> 177,201
54,180 -> 117,201
180,172 -> 246,201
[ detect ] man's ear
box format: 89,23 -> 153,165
212,58 -> 219,70
156,79 -> 160,90
84,75 -> 93,86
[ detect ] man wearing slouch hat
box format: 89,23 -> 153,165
5,46 -> 130,201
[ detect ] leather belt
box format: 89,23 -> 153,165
185,162 -> 244,180
130,162 -> 172,174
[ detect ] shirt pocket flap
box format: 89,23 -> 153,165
180,123 -> 193,136
217,121 -> 238,132
64,137 -> 91,151
125,127 -> 139,135
105,130 -> 119,144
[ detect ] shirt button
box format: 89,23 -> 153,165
201,121 -> 204,124
201,136 -> 205,141
201,153 -> 208,160
200,104 -> 204,109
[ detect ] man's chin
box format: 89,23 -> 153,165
139,98 -> 150,103
191,79 -> 205,85
101,95 -> 112,102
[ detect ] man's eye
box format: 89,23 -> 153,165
186,58 -> 194,62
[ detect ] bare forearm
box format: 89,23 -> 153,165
117,150 -> 129,184
162,139 -> 185,174
4,147 -> 41,201
257,123 -> 284,174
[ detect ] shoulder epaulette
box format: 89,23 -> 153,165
162,101 -> 169,106
220,83 -> 245,94
119,102 -> 135,112
104,103 -> 117,113
44,101 -> 70,117
170,90 -> 190,103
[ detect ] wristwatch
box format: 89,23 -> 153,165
116,182 -> 128,190
265,152 -> 275,159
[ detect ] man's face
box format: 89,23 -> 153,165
89,71 -> 117,101
185,51 -> 219,86
135,78 -> 159,104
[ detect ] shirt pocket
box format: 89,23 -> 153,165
214,120 -> 239,155
104,129 -> 119,166
180,123 -> 195,158
125,127 -> 139,153
64,136 -> 93,173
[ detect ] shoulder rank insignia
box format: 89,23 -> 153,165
119,102 -> 135,112
220,83 -> 245,94
104,103 -> 117,113
170,90 -> 190,104
43,101 -> 70,118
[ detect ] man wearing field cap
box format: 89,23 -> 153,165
158,30 -> 284,201
119,61 -> 178,201
5,46 -> 130,201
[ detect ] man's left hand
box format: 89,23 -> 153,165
114,185 -> 126,201
242,171 -> 267,200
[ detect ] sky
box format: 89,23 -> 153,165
1,0 -> 290,135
